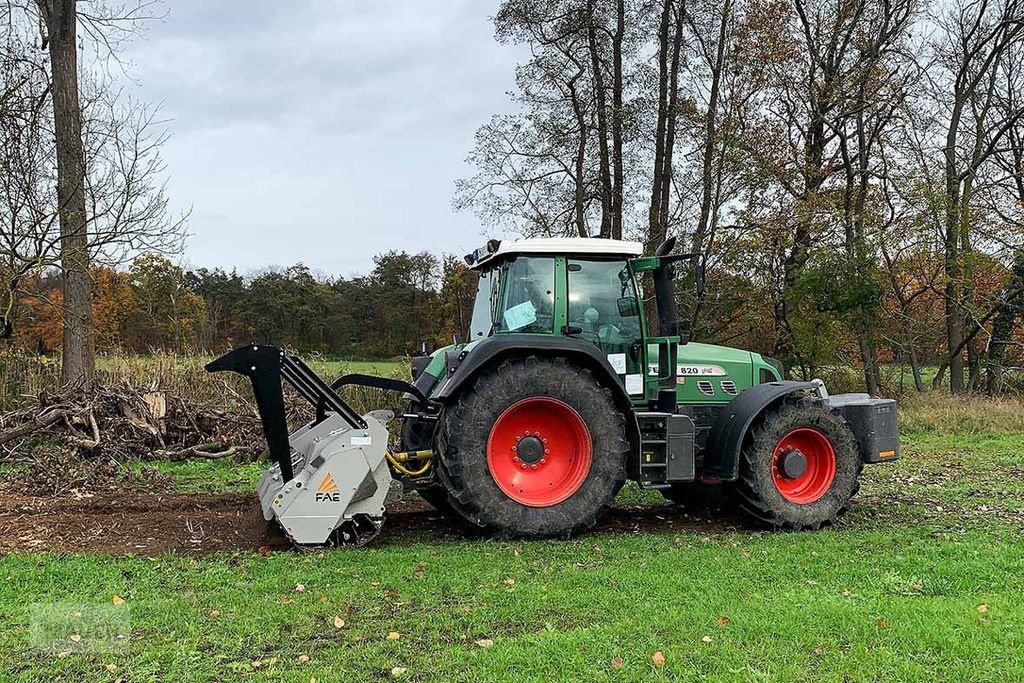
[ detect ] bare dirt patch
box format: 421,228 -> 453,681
0,489 -> 745,557
0,491 -> 277,556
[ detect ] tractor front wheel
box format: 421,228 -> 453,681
735,401 -> 861,529
437,356 -> 628,538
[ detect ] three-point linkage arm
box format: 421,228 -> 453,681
206,345 -> 367,482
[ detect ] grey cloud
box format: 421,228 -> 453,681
117,0 -> 522,274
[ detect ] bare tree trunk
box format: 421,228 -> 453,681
857,335 -> 880,395
658,0 -> 685,233
647,0 -> 673,254
693,0 -> 732,255
908,345 -> 925,392
40,0 -> 95,385
611,0 -> 624,240
566,59 -> 589,238
942,137 -> 965,393
587,0 -> 613,238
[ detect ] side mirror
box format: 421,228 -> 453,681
616,297 -> 639,318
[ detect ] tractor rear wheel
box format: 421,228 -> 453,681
437,356 -> 628,538
735,401 -> 861,530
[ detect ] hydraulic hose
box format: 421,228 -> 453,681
386,450 -> 433,477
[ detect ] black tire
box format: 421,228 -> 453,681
734,401 -> 861,530
399,413 -> 456,515
436,356 -> 629,538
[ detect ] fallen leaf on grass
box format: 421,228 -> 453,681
413,570 -> 425,579
69,634 -> 81,643
503,578 -> 515,586
208,610 -> 221,618
652,651 -> 665,666
977,604 -> 989,613
701,635 -> 713,643
514,546 -> 523,556
293,584 -> 306,593
386,631 -> 401,640
298,654 -> 310,663
105,664 -> 117,673
876,618 -> 889,629
912,583 -> 923,592
611,656 -> 623,669
111,595 -> 125,606
717,616 -> 730,626
391,667 -> 407,677
474,639 -> 494,648
333,617 -> 345,629
257,545 -> 270,556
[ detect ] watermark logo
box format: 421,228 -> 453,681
30,602 -> 130,655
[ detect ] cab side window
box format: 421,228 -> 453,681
567,259 -> 641,356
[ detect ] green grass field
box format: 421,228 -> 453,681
2,397 -> 1024,682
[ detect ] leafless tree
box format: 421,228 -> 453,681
1,1 -> 184,383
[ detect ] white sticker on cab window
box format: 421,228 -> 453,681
625,374 -> 643,395
607,353 -> 627,374
503,300 -> 537,331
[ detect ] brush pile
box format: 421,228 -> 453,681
0,380 -> 289,464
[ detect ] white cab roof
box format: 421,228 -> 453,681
471,238 -> 644,269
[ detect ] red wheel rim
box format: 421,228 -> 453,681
771,428 -> 836,504
486,397 -> 592,507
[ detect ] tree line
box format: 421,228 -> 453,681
456,0 -> 1024,395
8,253 -> 478,360
8,245 -> 1021,397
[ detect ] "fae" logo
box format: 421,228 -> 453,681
315,473 -> 341,503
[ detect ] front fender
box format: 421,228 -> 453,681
432,334 -> 640,452
704,381 -> 818,481
434,334 -> 628,404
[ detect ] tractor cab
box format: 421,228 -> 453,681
459,237 -> 780,409
465,238 -> 648,381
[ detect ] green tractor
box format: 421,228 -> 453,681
209,237 -> 899,546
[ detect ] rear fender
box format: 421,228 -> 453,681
704,381 -> 818,481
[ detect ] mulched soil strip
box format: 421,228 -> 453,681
0,492 -> 743,557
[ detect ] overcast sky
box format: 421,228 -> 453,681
120,0 -> 522,277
